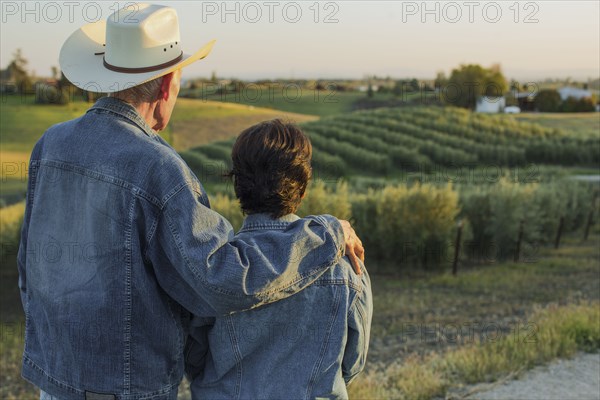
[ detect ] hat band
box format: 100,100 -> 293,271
103,52 -> 183,74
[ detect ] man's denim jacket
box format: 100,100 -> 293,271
17,97 -> 344,400
185,214 -> 373,400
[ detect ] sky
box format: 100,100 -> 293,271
1,1 -> 599,82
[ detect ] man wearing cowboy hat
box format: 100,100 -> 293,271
18,4 -> 364,400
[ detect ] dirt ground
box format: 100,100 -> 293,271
465,352 -> 600,400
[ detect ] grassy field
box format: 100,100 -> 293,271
512,112 -> 600,139
166,98 -> 317,150
0,96 -> 316,204
181,86 -> 438,117
182,86 -> 367,117
347,233 -> 600,399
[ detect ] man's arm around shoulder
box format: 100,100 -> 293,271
146,184 -> 358,316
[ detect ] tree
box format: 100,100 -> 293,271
434,71 -> 448,89
392,80 -> 404,97
7,48 -> 32,93
409,78 -> 419,92
51,66 -> 59,81
534,89 -> 561,112
560,96 -> 596,112
367,82 -> 374,98
509,79 -> 521,92
445,64 -> 508,109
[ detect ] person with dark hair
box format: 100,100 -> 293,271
185,119 -> 373,399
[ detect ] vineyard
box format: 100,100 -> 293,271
181,106 -> 600,183
1,105 -> 598,271
175,106 -> 600,271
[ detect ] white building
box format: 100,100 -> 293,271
557,86 -> 592,101
475,96 -> 506,113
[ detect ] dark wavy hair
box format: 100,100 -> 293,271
229,119 -> 312,218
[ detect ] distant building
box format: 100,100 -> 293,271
557,86 -> 592,101
358,85 -> 378,92
475,96 -> 505,113
515,92 -> 536,112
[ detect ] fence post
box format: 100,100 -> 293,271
554,216 -> 564,249
514,220 -> 524,262
583,191 -> 598,242
583,209 -> 594,241
452,220 -> 463,276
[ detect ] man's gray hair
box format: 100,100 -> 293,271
109,76 -> 163,106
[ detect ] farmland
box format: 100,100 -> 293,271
1,95 -> 599,399
0,96 -> 316,205
180,84 -> 438,117
182,106 -> 600,184
513,112 -> 600,138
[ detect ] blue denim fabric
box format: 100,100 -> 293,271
185,213 -> 373,400
40,390 -> 60,400
17,97 -> 345,400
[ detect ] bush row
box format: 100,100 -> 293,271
207,178 -> 597,271
2,180 -> 596,273
180,106 -> 599,183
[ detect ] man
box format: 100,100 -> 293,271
18,4 -> 364,400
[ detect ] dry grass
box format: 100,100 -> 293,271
167,99 -> 318,151
349,302 -> 600,399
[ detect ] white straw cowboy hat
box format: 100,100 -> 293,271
59,3 -> 215,93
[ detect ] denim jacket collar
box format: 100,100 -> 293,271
239,213 -> 300,232
87,96 -> 157,138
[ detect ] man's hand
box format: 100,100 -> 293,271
339,220 -> 365,275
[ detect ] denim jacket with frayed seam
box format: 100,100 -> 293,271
17,97 -> 344,400
185,213 -> 373,400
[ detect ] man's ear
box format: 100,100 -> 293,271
158,72 -> 175,101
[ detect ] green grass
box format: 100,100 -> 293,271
0,95 -> 92,153
511,113 -> 600,139
0,178 -> 27,206
0,319 -> 35,400
346,234 -> 600,399
370,236 -> 599,337
182,87 -> 432,117
165,98 -> 317,151
0,95 -> 316,155
0,95 -> 317,204
351,302 -> 599,400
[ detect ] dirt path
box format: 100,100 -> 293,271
465,352 -> 600,400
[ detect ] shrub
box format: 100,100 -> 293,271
534,89 -> 561,112
193,143 -> 233,168
561,96 -> 596,112
180,151 -> 229,183
460,179 -> 597,261
35,84 -> 71,105
350,190 -> 382,258
298,180 -> 352,220
209,193 -> 244,231
373,184 -> 459,269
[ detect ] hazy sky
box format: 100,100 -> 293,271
1,1 -> 598,81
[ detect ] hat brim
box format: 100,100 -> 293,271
59,20 -> 215,93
